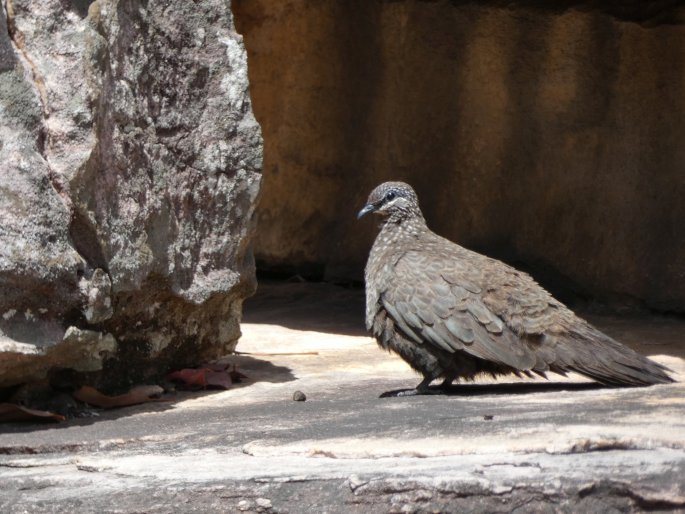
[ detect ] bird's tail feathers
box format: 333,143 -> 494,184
558,328 -> 674,387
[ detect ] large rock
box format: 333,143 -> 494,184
0,0 -> 262,389
235,0 -> 685,312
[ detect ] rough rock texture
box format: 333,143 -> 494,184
234,0 -> 685,312
0,0 -> 262,389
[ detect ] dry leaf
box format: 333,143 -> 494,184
73,385 -> 164,409
168,368 -> 209,388
168,364 -> 240,390
0,403 -> 65,423
205,369 -> 232,389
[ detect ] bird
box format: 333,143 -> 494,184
357,181 -> 674,395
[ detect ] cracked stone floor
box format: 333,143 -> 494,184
1,281 -> 684,513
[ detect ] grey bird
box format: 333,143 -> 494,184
358,181 -> 674,395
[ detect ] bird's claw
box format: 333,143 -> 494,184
379,386 -> 446,398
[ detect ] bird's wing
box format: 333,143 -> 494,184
472,255 -> 568,337
383,249 -> 537,370
380,242 -> 672,385
434,247 -> 673,385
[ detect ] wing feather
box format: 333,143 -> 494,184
370,230 -> 672,385
384,251 -> 537,370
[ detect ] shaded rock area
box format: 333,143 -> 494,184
0,1 -> 262,389
234,0 -> 685,312
1,282 -> 684,512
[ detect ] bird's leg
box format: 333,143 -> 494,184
439,374 -> 456,391
413,376 -> 435,395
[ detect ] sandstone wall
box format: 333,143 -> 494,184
235,0 -> 685,311
0,0 -> 262,389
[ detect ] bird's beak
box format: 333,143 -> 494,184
357,203 -> 376,220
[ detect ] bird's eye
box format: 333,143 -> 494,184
385,191 -> 396,201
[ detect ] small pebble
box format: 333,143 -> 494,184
256,497 -> 272,510
292,390 -> 306,402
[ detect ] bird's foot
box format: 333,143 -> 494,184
437,377 -> 457,393
380,388 -> 446,398
379,378 -> 445,398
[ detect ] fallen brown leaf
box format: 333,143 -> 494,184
0,403 -> 65,423
73,385 -> 164,409
205,369 -> 233,389
168,363 -> 243,390
168,368 -> 209,389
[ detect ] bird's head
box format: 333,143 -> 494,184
357,181 -> 423,222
